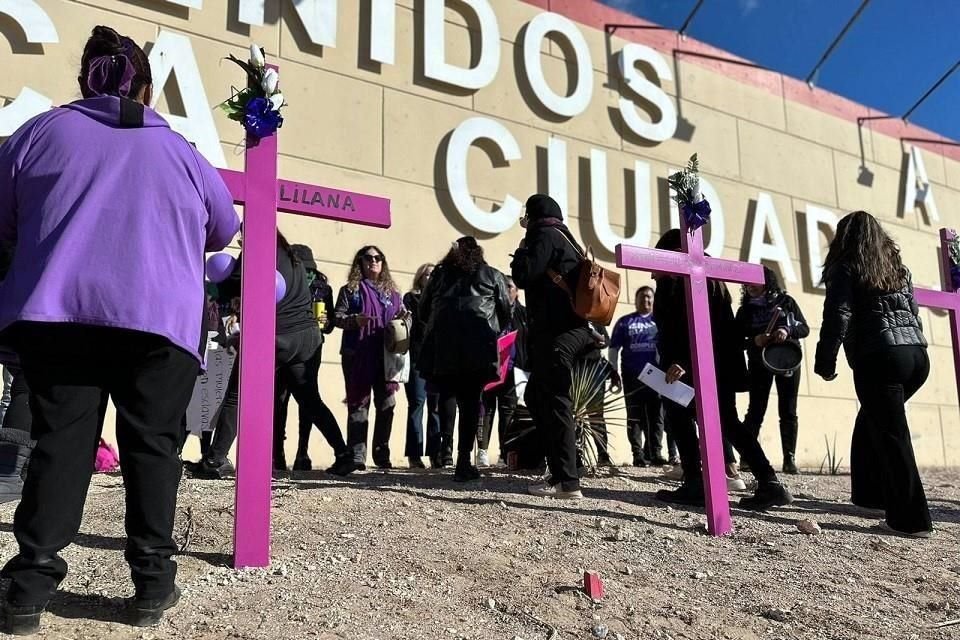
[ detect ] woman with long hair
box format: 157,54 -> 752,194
192,231 -> 357,479
0,26 -> 240,631
403,263 -> 441,468
736,266 -> 809,474
334,246 -> 405,470
419,237 -> 511,481
814,211 -> 931,537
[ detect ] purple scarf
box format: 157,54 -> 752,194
345,280 -> 401,406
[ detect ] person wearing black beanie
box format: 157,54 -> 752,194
510,195 -> 594,499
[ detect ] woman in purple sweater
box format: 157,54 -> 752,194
0,27 -> 239,634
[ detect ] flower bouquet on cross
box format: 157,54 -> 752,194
219,44 -> 285,140
668,153 -> 711,234
948,230 -> 960,292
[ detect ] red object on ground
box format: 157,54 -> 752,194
583,571 -> 604,600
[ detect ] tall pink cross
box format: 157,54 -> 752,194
215,65 -> 391,569
616,220 -> 764,535
912,228 -> 960,405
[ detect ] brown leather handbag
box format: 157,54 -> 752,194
547,231 -> 621,327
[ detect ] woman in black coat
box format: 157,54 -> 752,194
736,266 -> 809,474
814,211 -> 931,537
419,237 -> 511,482
653,230 -> 791,511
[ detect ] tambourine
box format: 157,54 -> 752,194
760,306 -> 802,377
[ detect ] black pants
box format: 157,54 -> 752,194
743,358 -> 801,460
665,381 -> 776,484
2,323 -> 198,606
1,367 -> 31,434
274,343 -> 325,466
527,327 -> 595,491
478,370 -> 518,457
438,375 -> 485,458
342,358 -> 396,466
851,346 -> 931,533
210,329 -> 346,463
623,376 -> 668,461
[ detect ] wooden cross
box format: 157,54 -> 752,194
216,65 -> 391,568
616,219 -> 764,535
912,228 -> 960,407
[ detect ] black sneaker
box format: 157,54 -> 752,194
292,456 -> 312,472
739,481 -> 793,511
130,586 -> 180,627
650,456 -> 670,466
5,602 -> 44,636
374,460 -> 393,470
453,460 -> 481,482
633,456 -> 649,468
187,458 -> 235,479
326,458 -> 358,477
408,457 -> 426,469
655,481 -> 705,506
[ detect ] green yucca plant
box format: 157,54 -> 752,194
570,358 -> 633,476
818,432 -> 843,475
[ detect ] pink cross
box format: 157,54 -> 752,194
215,66 -> 391,568
616,219 -> 764,535
912,228 -> 960,405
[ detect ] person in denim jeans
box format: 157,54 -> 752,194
403,264 -> 440,469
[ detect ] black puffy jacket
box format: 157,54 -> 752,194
814,264 -> 927,376
736,291 -> 810,364
418,263 -> 511,382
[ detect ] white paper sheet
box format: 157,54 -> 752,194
639,362 -> 695,407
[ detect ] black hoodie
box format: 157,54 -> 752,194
509,195 -> 586,338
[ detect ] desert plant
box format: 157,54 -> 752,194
570,358 -> 635,476
818,433 -> 843,475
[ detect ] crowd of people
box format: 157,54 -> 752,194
0,25 -> 937,635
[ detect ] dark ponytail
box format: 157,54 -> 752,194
79,26 -> 152,99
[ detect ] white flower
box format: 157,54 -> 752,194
691,180 -> 702,204
268,93 -> 285,111
261,68 -> 279,94
249,44 -> 265,68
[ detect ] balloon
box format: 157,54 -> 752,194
206,253 -> 236,283
275,270 -> 286,303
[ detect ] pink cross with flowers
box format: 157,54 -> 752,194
616,220 -> 764,535
912,228 -> 960,406
216,65 -> 391,569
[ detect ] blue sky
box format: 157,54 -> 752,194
599,0 -> 960,141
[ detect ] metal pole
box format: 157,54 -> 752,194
902,60 -> 960,122
678,0 -> 705,37
805,0 -> 871,86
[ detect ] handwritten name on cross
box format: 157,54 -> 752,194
216,65 -> 391,569
912,228 -> 960,409
615,221 -> 764,536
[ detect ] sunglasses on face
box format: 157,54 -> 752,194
362,254 -> 384,263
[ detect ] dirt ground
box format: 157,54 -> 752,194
0,465 -> 958,640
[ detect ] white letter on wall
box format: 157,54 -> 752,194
902,146 -> 940,222
0,0 -> 58,135
522,12 -> 593,118
167,0 -> 202,8
148,31 -> 226,168
239,0 -> 336,48
669,174 -> 725,257
547,136 -> 568,218
804,204 -> 838,290
369,0 -> 396,65
617,43 -> 677,142
589,149 -> 653,253
445,117 -> 521,233
748,193 -> 798,283
424,0 -> 500,90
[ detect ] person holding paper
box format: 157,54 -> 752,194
651,231 -> 792,511
418,237 -> 511,482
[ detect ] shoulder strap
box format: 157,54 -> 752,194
552,228 -> 585,259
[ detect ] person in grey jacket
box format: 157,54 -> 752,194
815,210 -> 931,538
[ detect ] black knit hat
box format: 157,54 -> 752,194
524,194 -> 563,221
291,244 -> 318,272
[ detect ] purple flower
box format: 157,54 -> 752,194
681,199 -> 712,233
950,263 -> 960,292
243,96 -> 283,139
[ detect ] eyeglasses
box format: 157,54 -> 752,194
362,254 -> 384,263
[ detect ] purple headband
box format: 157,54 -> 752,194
86,40 -> 139,97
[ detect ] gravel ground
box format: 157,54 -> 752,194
0,466 -> 958,640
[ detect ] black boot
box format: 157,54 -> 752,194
326,453 -> 358,477
780,419 -> 799,475
408,457 -> 426,469
453,456 -> 480,482
187,457 -> 235,480
656,479 -> 705,506
292,454 -> 312,472
4,602 -> 44,636
782,454 -> 799,475
739,480 -> 793,511
130,586 -> 181,627
0,430 -> 34,504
